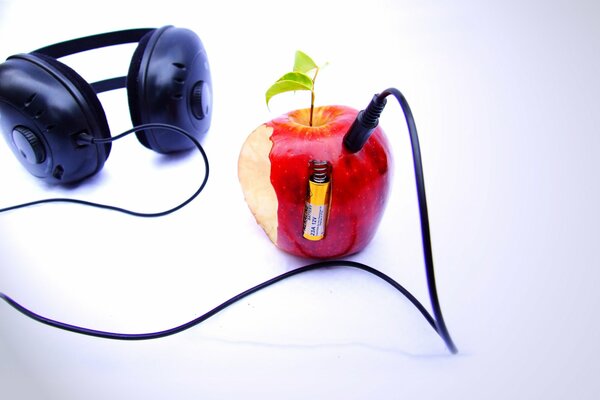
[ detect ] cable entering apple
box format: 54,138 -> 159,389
343,94 -> 388,153
344,88 -> 458,354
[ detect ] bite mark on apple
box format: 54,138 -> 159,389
238,124 -> 278,244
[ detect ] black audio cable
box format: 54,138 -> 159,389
0,89 -> 458,354
344,87 -> 458,354
0,123 -> 209,218
0,261 -> 439,342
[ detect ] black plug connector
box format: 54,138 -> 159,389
74,132 -> 96,147
343,94 -> 387,153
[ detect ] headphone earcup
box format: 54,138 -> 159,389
127,26 -> 212,154
0,53 -> 111,184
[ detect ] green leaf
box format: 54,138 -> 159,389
276,71 -> 313,86
293,50 -> 318,73
265,72 -> 313,106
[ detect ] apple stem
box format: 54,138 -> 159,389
310,92 -> 315,126
309,67 -> 320,127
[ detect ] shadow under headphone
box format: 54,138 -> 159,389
0,25 -> 212,184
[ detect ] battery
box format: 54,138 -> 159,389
302,160 -> 332,241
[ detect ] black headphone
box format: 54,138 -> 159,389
0,26 -> 212,184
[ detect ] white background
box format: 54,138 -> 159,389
0,0 -> 599,398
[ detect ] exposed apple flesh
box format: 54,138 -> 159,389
238,105 -> 392,259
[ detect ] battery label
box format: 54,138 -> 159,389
302,172 -> 331,241
303,201 -> 328,240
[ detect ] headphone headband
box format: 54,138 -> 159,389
33,28 -> 158,94
34,28 -> 155,58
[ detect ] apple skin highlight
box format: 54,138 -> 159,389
239,105 -> 393,259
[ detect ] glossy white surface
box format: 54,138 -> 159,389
1,0 -> 599,398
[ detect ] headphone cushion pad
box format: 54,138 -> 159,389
126,29 -> 154,148
31,53 -> 110,140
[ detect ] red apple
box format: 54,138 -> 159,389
238,105 -> 393,259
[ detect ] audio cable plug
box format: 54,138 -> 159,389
343,94 -> 387,153
74,132 -> 96,146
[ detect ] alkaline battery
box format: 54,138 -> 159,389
302,160 -> 332,241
